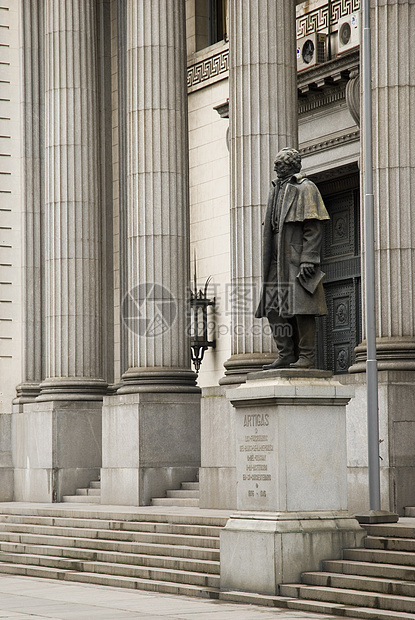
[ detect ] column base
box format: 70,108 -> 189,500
119,367 -> 200,393
349,337 -> 415,372
13,382 -> 41,405
219,353 -> 276,385
12,400 -> 102,502
220,511 -> 365,594
101,390 -> 201,505
37,378 -> 108,401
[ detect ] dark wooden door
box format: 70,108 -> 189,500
315,174 -> 361,374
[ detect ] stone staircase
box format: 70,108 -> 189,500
151,482 -> 200,507
2,504 -> 415,615
62,480 -> 200,507
223,517 -> 415,620
62,480 -> 101,503
0,507 -> 226,597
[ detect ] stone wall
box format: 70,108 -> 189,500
0,0 -> 21,499
0,1 -> 22,413
188,49 -> 230,388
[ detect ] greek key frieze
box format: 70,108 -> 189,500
187,49 -> 229,91
296,0 -> 361,38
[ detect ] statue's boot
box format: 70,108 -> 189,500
290,314 -> 316,369
263,355 -> 297,370
290,356 -> 314,369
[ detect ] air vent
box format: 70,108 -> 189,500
297,33 -> 327,71
337,13 -> 360,54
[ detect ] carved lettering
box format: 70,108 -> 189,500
239,412 -> 275,504
240,444 -> 273,452
243,414 -> 269,427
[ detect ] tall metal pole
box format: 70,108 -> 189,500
362,0 -> 380,511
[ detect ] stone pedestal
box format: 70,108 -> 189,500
12,401 -> 102,502
221,511 -> 365,594
199,386 -> 237,509
220,370 -> 365,593
101,392 -> 200,506
0,414 -> 13,501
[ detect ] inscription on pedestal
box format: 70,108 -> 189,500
236,411 -> 277,510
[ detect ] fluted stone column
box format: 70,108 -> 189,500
345,0 -> 415,515
101,0 -> 200,506
352,0 -> 415,371
13,0 -> 105,501
39,0 -> 106,399
222,0 -> 298,382
119,0 -> 196,391
14,0 -> 45,404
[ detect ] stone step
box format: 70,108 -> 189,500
0,515 -> 224,538
0,551 -> 220,588
220,590 -> 415,619
323,559 -> 415,581
75,488 -> 101,496
0,522 -> 220,548
279,584 -> 415,615
166,490 -> 199,499
344,547 -> 415,567
151,498 -> 200,507
0,505 -> 226,599
62,479 -> 102,502
0,562 -> 220,598
365,535 -> 415,553
181,482 -> 199,491
302,571 -> 415,597
150,480 -> 200,507
405,508 -> 415,518
0,507 -> 228,528
365,523 -> 415,539
0,542 -> 219,574
61,495 -> 100,504
287,599 -> 415,620
0,534 -> 219,560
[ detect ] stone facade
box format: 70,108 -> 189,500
0,0 -> 22,500
0,0 -> 414,517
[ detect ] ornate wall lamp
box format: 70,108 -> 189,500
189,270 -> 216,374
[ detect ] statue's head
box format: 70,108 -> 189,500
274,147 -> 302,179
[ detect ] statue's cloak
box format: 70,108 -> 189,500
255,174 -> 330,319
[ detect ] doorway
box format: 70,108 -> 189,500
314,171 -> 361,374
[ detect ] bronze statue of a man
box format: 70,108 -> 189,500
255,147 -> 330,369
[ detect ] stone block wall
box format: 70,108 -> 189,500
188,66 -> 230,388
